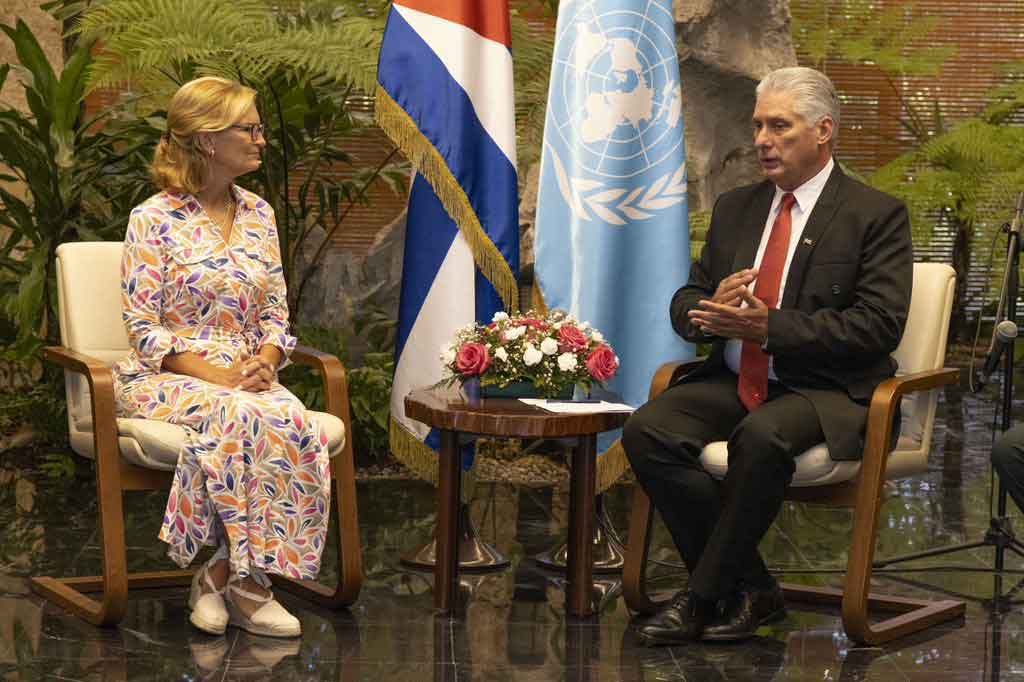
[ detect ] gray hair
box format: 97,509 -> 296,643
756,67 -> 840,148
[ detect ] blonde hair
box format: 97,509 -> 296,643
151,77 -> 258,194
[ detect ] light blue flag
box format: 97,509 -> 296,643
534,0 -> 693,486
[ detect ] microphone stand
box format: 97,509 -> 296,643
875,194 -> 1024,593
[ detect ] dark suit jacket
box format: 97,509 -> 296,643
670,164 -> 913,461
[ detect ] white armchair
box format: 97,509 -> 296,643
32,241 -> 362,626
623,262 -> 965,644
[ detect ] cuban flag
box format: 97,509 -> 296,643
377,0 -> 519,483
534,0 -> 692,491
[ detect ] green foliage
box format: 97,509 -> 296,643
791,0 -> 956,77
75,0 -> 382,103
511,12 -> 555,171
73,0 -> 410,320
791,1 -> 1024,337
0,361 -> 68,451
0,19 -> 159,350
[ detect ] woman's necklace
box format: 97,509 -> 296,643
203,192 -> 236,242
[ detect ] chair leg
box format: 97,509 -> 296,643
30,384 -> 136,627
784,437 -> 965,644
623,484 -> 665,614
272,389 -> 363,607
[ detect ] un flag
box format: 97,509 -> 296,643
534,0 -> 693,490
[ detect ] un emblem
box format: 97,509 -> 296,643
545,0 -> 686,226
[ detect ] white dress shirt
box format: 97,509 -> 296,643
724,157 -> 835,379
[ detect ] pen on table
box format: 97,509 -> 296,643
544,399 -> 601,403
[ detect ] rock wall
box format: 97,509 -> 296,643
0,2 -> 62,112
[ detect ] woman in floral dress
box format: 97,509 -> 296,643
113,77 -> 330,638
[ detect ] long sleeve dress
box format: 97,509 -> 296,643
112,187 -> 331,581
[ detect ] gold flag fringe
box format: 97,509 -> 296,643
389,417 -> 439,487
378,84 -> 630,492
375,86 -> 518,312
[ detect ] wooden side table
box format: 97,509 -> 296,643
405,387 -> 630,618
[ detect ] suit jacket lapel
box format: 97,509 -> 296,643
780,165 -> 844,309
731,181 -> 776,273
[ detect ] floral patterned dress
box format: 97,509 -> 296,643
113,187 -> 331,581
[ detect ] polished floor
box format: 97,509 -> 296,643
3,385 -> 1024,680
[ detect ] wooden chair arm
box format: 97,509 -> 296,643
290,345 -> 351,421
649,359 -> 704,399
286,348 -> 362,604
43,346 -> 118,440
862,367 -> 960,470
43,345 -> 125,514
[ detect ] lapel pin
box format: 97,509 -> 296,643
803,238 -> 814,246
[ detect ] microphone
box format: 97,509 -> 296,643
978,319 -> 1019,387
1010,192 -> 1024,235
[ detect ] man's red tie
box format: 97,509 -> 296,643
738,192 -> 796,411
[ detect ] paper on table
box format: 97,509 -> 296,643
518,399 -> 636,414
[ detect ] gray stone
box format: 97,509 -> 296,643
677,0 -> 797,212
293,210 -> 406,362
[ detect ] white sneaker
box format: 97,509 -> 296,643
225,579 -> 302,638
188,552 -> 229,635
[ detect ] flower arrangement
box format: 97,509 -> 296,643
441,310 -> 619,398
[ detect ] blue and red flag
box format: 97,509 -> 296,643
377,0 -> 519,482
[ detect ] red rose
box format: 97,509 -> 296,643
521,318 -> 550,333
455,343 -> 492,377
586,345 -> 619,382
558,325 -> 589,352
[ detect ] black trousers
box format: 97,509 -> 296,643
992,423 -> 1024,515
622,370 -> 825,601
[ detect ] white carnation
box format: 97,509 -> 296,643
523,344 -> 543,366
540,337 -> 559,355
495,347 -> 508,362
492,311 -> 509,322
591,331 -> 604,343
504,325 -> 527,341
557,352 -> 578,372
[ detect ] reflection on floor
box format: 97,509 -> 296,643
3,388 -> 1024,681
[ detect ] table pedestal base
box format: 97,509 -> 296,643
535,494 -> 625,574
401,503 -> 510,572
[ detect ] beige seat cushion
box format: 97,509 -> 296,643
72,411 -> 346,471
699,434 -> 920,488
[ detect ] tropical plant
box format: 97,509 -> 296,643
791,0 -> 1024,340
72,0 -> 408,321
0,19 -> 158,353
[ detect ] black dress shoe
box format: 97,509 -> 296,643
635,591 -> 714,646
700,581 -> 786,642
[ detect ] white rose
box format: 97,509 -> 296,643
540,337 -> 559,355
492,311 -> 509,322
440,344 -> 456,364
495,347 -> 508,362
504,325 -> 526,341
557,352 -> 578,372
523,344 -> 543,366
591,331 -> 604,343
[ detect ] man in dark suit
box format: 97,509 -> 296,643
622,66 -> 913,645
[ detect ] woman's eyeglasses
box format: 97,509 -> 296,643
228,123 -> 266,141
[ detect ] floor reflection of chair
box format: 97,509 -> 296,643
32,242 -> 362,626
